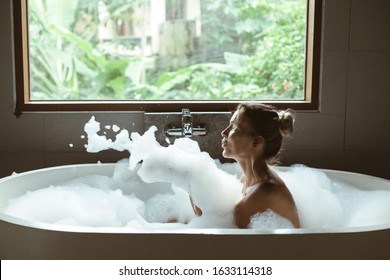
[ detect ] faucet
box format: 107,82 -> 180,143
164,108 -> 208,138
181,108 -> 193,137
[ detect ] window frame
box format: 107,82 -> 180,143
12,0 -> 322,114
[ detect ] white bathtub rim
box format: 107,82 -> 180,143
0,163 -> 115,182
1,163 -> 389,185
1,211 -> 390,236
1,163 -> 390,235
276,165 -> 390,187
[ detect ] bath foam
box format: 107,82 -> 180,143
249,209 -> 293,230
344,189 -> 390,227
85,117 -> 243,219
3,117 -> 242,228
136,142 -> 243,215
3,183 -> 147,227
277,165 -> 344,228
144,186 -> 196,224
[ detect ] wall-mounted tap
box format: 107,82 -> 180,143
164,108 -> 208,138
181,108 -> 193,137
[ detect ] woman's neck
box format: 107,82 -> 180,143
238,157 -> 270,188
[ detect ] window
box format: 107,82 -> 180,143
13,0 -> 322,113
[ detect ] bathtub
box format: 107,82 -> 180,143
0,163 -> 389,260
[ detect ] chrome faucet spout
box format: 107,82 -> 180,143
182,108 -> 193,137
164,109 -> 208,138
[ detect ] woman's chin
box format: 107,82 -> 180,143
222,150 -> 231,159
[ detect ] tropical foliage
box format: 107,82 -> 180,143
28,0 -> 306,101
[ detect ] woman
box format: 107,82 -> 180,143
220,103 -> 300,228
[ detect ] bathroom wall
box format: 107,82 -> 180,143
0,0 -> 389,179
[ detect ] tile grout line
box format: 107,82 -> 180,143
342,0 -> 353,151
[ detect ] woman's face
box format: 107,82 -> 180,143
221,109 -> 255,160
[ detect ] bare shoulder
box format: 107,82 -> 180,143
234,180 -> 277,228
234,173 -> 300,228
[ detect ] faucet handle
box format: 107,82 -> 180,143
182,108 -> 191,117
182,108 -> 192,123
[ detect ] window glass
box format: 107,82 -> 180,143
27,0 -> 307,102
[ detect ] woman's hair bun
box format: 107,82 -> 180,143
277,109 -> 295,137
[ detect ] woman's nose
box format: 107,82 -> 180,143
221,127 -> 228,137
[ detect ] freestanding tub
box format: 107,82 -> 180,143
0,163 -> 389,260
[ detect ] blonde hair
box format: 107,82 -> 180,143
237,103 -> 295,164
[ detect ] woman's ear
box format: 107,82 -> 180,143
252,135 -> 264,148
